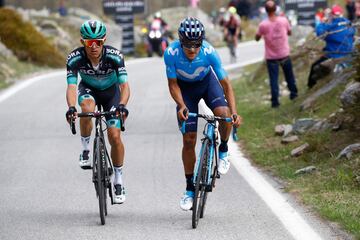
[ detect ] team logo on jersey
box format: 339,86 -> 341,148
79,69 -> 113,75
167,47 -> 179,56
106,48 -> 123,58
67,51 -> 81,61
177,67 -> 206,79
203,46 -> 214,55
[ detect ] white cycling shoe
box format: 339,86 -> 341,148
113,184 -> 126,204
218,151 -> 230,175
180,191 -> 194,211
79,150 -> 91,170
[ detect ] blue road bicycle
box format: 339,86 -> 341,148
182,112 -> 238,228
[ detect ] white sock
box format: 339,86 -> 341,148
114,166 -> 123,185
81,136 -> 91,152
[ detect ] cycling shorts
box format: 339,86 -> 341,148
177,69 -> 228,133
78,81 -> 121,129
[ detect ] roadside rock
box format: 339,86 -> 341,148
295,166 -> 316,175
340,81 -> 360,109
293,118 -> 318,134
291,143 -> 310,157
300,71 -> 353,111
337,143 -> 360,160
275,124 -> 293,136
281,135 -> 299,144
0,41 -> 14,59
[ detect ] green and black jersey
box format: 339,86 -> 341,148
66,45 -> 128,90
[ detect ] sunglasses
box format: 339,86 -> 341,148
182,42 -> 202,49
81,38 -> 106,47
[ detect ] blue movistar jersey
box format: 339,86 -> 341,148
316,17 -> 355,59
66,45 -> 127,90
163,40 -> 227,82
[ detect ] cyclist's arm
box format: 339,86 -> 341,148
66,62 -> 78,107
219,76 -> 237,116
66,84 -> 77,107
208,48 -> 238,116
119,82 -> 130,105
168,78 -> 186,109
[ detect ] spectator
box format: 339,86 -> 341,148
356,0 -> 360,19
307,5 -> 355,88
345,0 -> 355,21
255,0 -> 298,108
189,0 -> 200,8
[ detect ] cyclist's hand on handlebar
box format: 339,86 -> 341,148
177,106 -> 188,122
232,114 -> 242,128
116,104 -> 129,120
66,106 -> 77,123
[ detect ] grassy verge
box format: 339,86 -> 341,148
233,62 -> 360,239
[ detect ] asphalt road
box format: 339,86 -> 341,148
0,42 -> 350,240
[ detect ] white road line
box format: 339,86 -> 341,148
0,70 -> 64,104
199,100 -> 323,240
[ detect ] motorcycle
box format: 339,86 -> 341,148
145,19 -> 168,57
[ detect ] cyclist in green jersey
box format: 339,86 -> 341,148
65,20 -> 130,204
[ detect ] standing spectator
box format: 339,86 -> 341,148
255,0 -> 298,108
189,0 -> 200,8
345,0 -> 355,21
355,0 -> 360,19
307,5 -> 355,88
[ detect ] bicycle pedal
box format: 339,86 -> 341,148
216,173 -> 221,179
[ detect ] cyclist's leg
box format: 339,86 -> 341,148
203,70 -> 231,174
100,84 -> 126,203
78,82 -> 96,168
78,82 -> 96,137
177,80 -> 202,210
203,70 -> 231,142
99,83 -> 124,167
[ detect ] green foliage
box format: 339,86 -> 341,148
0,8 -> 64,67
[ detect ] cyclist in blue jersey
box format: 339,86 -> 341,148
164,17 -> 242,211
65,20 -> 130,204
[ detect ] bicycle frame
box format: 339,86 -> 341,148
193,121 -> 218,189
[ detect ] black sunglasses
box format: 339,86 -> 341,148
182,42 -> 202,49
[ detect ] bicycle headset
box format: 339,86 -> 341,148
178,17 -> 205,47
80,20 -> 107,39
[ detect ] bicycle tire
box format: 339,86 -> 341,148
200,145 -> 217,218
95,137 -> 106,225
192,139 -> 209,228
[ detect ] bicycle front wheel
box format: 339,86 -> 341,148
192,139 -> 209,229
95,137 -> 106,225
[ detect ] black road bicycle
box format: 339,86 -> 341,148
69,105 -> 125,225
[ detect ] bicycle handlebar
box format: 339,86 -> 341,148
69,110 -> 126,134
181,112 -> 239,141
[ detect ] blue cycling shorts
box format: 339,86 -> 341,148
177,69 -> 228,133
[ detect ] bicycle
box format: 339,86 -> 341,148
181,112 -> 238,228
69,105 -> 126,225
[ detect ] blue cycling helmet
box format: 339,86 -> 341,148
80,20 -> 107,39
178,17 -> 205,45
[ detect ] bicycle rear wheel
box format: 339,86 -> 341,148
95,137 -> 106,225
192,139 -> 209,228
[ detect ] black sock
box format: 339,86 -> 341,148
185,174 -> 195,192
219,139 -> 228,152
